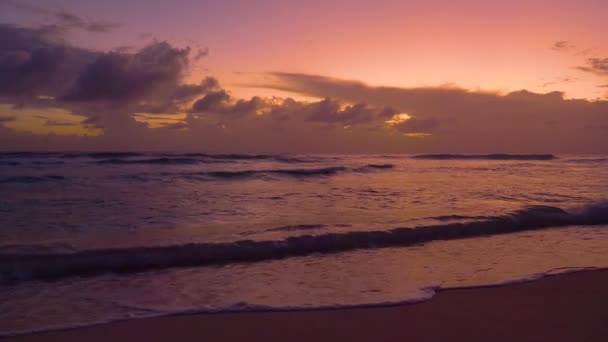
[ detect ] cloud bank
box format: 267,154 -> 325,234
0,22 -> 607,153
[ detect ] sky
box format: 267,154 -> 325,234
0,0 -> 607,153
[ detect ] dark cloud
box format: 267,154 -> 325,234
394,117 -> 439,133
191,90 -> 231,112
305,99 -> 395,125
230,97 -> 265,116
174,77 -> 219,100
1,21 -> 607,153
54,11 -> 118,33
551,40 -> 574,52
0,115 -> 16,123
165,122 -> 189,130
0,24 -> 97,99
0,23 -> 213,122
43,119 -> 77,127
1,0 -> 118,33
190,89 -> 396,126
62,42 -> 190,104
577,57 -> 608,76
194,48 -> 209,60
258,72 -> 608,152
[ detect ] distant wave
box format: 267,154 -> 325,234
266,224 -> 327,232
31,161 -> 65,165
95,156 -> 317,165
167,154 -> 316,163
0,175 -> 64,184
96,158 -> 203,165
0,152 -> 145,159
201,166 -> 348,178
0,152 -> 317,163
0,152 -> 56,158
64,152 -> 145,159
412,154 -> 557,160
359,163 -> 394,169
2,201 -> 606,284
0,160 -> 64,166
162,164 -> 394,180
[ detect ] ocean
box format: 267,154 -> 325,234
1,152 -> 607,336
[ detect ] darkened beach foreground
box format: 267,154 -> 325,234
7,269 -> 608,342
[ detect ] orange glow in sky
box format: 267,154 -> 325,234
0,0 -> 607,152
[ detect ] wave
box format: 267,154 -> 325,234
96,158 -> 202,165
266,224 -> 327,232
412,154 -> 557,160
0,152 -> 318,163
0,175 -> 65,184
66,152 -> 145,159
175,154 -> 316,163
87,152 -> 315,163
0,160 -> 64,166
162,164 -> 394,180
358,163 -> 394,170
96,156 -> 318,165
0,152 -> 145,159
31,161 -> 65,165
205,166 -> 348,178
1,201 -> 606,284
1,267 -> 603,338
0,152 -> 56,158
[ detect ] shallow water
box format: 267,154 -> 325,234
0,153 -> 607,335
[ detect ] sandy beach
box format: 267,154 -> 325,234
5,269 -> 607,342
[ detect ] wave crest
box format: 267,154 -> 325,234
96,158 -> 202,165
412,154 -> 557,160
1,201 -> 606,284
161,164 -> 394,180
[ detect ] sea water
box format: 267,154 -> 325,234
1,152 -> 607,335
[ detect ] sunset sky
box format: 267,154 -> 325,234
1,0 -> 607,152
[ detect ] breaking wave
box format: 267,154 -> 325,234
2,201 -> 606,284
412,154 -> 557,160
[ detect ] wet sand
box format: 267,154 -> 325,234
5,269 -> 608,342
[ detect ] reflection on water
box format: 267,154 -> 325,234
1,154 -> 607,249
0,153 -> 607,335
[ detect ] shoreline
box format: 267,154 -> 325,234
4,268 -> 608,341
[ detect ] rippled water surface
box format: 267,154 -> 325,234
0,152 -> 607,335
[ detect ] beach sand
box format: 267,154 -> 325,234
5,269 -> 608,342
